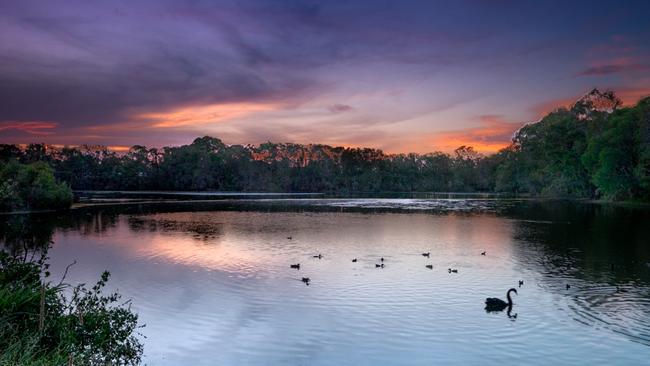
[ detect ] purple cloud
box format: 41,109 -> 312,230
577,63 -> 648,76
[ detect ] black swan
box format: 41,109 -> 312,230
352,258 -> 358,262
422,252 -> 430,257
425,264 -> 433,269
485,288 -> 517,312
290,264 -> 300,269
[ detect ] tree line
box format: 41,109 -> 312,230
1,89 -> 649,201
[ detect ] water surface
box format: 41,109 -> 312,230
2,199 -> 650,365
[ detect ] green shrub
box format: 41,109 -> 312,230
0,161 -> 72,211
0,251 -> 144,365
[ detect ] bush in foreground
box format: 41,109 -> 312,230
0,251 -> 143,365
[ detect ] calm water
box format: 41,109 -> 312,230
2,199 -> 650,365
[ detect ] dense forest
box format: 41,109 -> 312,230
1,89 -> 649,201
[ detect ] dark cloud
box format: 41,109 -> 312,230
1,0 -> 650,150
576,63 -> 649,76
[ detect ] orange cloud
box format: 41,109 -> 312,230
108,145 -> 131,152
425,115 -> 522,154
138,102 -> 280,128
617,87 -> 650,105
0,121 -> 58,135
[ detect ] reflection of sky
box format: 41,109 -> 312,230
1,1 -> 650,153
45,209 -> 650,365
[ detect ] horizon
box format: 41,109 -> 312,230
3,88 -> 645,156
1,1 -> 650,153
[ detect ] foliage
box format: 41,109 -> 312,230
0,249 -> 143,365
0,161 -> 73,211
494,90 -> 650,200
496,108 -> 592,197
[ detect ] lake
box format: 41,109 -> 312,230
2,198 -> 650,365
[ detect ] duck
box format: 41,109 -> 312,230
375,263 -> 385,268
485,288 -> 517,312
566,284 -> 571,290
287,236 -> 292,240
448,268 -> 458,273
301,277 -> 310,285
518,280 -> 524,287
422,252 -> 430,257
380,257 -> 385,262
481,251 -> 486,256
352,258 -> 358,263
425,264 -> 433,269
290,263 -> 300,269
313,254 -> 322,259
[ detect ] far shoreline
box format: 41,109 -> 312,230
3,192 -> 650,216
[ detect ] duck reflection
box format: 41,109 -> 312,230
507,306 -> 517,320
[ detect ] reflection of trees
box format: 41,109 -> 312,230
0,209 -> 122,258
501,201 -> 650,346
0,214 -> 56,258
63,211 -> 120,236
506,201 -> 650,283
127,216 -> 224,242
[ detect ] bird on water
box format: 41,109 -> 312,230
302,277 -> 310,285
481,251 -> 486,256
425,264 -> 433,269
352,258 -> 358,262
313,254 -> 322,259
422,252 -> 430,257
518,280 -> 524,287
290,264 -> 300,269
485,288 -> 517,312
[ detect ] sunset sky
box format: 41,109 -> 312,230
1,0 -> 650,153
